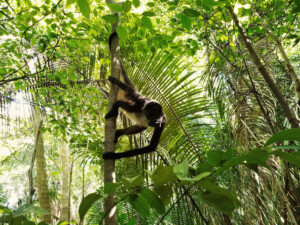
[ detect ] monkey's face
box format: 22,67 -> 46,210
144,101 -> 165,128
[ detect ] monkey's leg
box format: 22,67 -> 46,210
105,101 -> 142,119
108,76 -> 135,93
114,125 -> 147,143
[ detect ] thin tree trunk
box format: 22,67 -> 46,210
34,111 -> 52,223
60,139 -> 70,221
69,157 -> 75,221
255,12 -> 300,104
28,120 -> 41,204
227,6 -> 298,129
103,1 -> 120,224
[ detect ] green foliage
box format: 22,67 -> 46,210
122,174 -> 144,189
142,16 -> 153,30
102,14 -> 119,23
129,194 -> 150,217
117,26 -> 128,42
180,14 -> 192,30
132,0 -> 140,8
107,3 -> 123,13
14,205 -> 49,217
265,128 -> 300,146
152,165 -> 177,188
173,159 -> 189,179
122,1 -> 132,12
183,8 -> 200,17
193,180 -> 240,215
104,182 -> 120,197
79,193 -> 101,221
138,188 -> 165,215
77,0 -> 90,19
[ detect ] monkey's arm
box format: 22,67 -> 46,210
114,125 -> 147,143
102,124 -> 164,159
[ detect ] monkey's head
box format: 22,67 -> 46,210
144,101 -> 166,128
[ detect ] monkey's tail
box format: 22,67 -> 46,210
108,32 -> 136,88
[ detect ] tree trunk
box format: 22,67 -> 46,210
103,1 -> 120,224
255,12 -> 300,104
227,6 -> 298,129
60,139 -> 70,221
34,111 -> 52,223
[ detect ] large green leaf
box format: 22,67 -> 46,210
14,205 -> 49,217
192,191 -> 236,215
138,188 -> 165,215
117,26 -> 128,42
129,194 -> 150,217
198,180 -> 240,205
102,14 -> 119,23
142,16 -> 153,30
107,3 -> 123,13
132,0 -> 140,8
207,149 -> 232,166
180,14 -> 192,30
122,0 -> 132,12
216,149 -> 272,175
173,159 -> 189,179
122,174 -> 144,189
104,182 -> 120,197
183,8 -> 200,17
77,0 -> 90,20
79,193 -> 101,221
274,151 -> 300,167
265,128 -> 300,146
154,185 -> 173,205
152,165 -> 177,187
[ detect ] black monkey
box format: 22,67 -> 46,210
102,32 -> 166,160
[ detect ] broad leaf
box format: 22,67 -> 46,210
107,3 -> 123,13
173,159 -> 189,179
274,151 -> 300,167
133,0 -> 140,8
142,16 -> 153,30
129,194 -> 150,217
180,14 -> 192,30
122,1 -> 132,12
265,128 -> 300,146
142,11 -> 156,17
207,149 -> 232,166
198,180 -> 240,205
138,188 -> 165,215
183,9 -> 200,17
14,204 -> 49,217
192,191 -> 236,215
152,165 -> 177,188
102,15 -> 118,23
154,185 -> 173,205
79,193 -> 101,221
122,174 -> 144,189
104,182 -> 120,197
77,0 -> 90,20
117,26 -> 128,42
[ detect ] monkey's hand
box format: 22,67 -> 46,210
105,110 -> 118,119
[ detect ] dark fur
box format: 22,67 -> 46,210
103,32 -> 166,159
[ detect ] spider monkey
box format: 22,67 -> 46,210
102,32 -> 166,160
